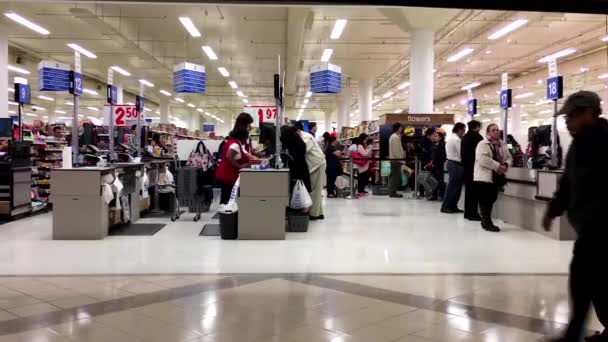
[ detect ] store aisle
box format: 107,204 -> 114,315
0,196 -> 572,274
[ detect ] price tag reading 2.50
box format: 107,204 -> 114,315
114,106 -> 139,126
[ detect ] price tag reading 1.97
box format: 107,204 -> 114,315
257,108 -> 277,121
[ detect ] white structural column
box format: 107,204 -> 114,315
409,29 -> 434,114
190,112 -> 200,132
324,112 -> 331,134
116,86 -> 124,104
160,98 -> 170,124
0,25 -> 8,118
337,88 -> 352,132
358,80 -> 373,122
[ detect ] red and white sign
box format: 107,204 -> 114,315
243,105 -> 277,127
103,104 -> 146,127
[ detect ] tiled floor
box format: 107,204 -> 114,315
0,196 -> 573,274
0,275 -> 601,341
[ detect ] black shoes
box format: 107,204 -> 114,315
482,221 -> 501,232
389,193 -> 404,198
310,215 -> 325,221
441,208 -> 464,214
465,215 -> 483,221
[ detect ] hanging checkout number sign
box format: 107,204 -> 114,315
499,72 -> 512,109
242,105 -> 277,127
103,104 -> 146,127
546,60 -> 563,101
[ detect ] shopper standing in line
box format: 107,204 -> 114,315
389,122 -> 405,198
441,123 -> 466,213
542,91 -> 607,342
473,123 -> 511,232
355,133 -> 373,197
295,121 -> 326,220
461,120 -> 484,221
325,136 -> 342,198
308,122 -> 318,137
428,130 -> 447,201
419,128 -> 435,197
280,125 -> 311,196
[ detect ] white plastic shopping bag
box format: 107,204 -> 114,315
335,175 -> 349,189
225,176 -> 240,212
290,180 -> 313,209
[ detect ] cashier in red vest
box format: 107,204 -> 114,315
215,113 -> 259,204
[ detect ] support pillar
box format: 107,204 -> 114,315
190,111 -> 200,132
0,25 -> 8,118
160,98 -> 170,124
116,85 -> 124,104
358,80 -> 372,123
338,88 -> 352,133
324,112 -> 331,134
409,29 -> 434,114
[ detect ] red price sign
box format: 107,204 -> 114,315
103,104 -> 143,127
242,106 -> 277,127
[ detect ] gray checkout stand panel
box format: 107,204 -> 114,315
493,168 -> 576,241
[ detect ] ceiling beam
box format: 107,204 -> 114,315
284,8 -> 312,109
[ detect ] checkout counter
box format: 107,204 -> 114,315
493,167 -> 576,240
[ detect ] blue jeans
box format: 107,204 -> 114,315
442,161 -> 464,210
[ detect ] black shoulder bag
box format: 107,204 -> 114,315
491,144 -> 507,189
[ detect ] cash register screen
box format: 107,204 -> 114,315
0,118 -> 11,139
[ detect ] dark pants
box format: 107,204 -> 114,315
219,181 -> 235,205
464,178 -> 480,218
326,169 -> 338,196
475,181 -> 498,226
564,237 -> 608,341
358,170 -> 370,193
442,161 -> 464,210
389,162 -> 402,195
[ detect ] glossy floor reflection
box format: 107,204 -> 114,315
0,275 -> 601,341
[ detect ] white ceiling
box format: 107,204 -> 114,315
2,2 -> 608,127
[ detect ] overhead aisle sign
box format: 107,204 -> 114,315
546,60 -> 563,101
310,63 -> 341,94
174,62 -> 206,93
499,72 -> 512,109
38,61 -> 70,91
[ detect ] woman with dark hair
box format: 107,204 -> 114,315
215,113 -> 256,204
325,136 -> 342,198
354,133 -> 373,197
321,132 -> 331,152
280,125 -> 311,195
474,123 -> 512,232
428,131 -> 447,201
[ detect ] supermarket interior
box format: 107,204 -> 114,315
0,0 -> 606,341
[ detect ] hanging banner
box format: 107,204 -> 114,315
174,62 -> 206,93
242,105 -> 277,127
103,104 -> 146,127
310,63 -> 341,94
38,60 -> 70,91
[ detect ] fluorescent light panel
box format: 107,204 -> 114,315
160,89 -> 172,96
305,91 -> 312,98
598,73 -> 608,79
488,19 -> 528,40
538,48 -> 576,63
174,98 -> 185,103
4,12 -> 49,35
202,46 -> 218,60
515,92 -> 534,99
139,79 -> 154,87
83,88 -> 98,95
178,17 -> 201,37
321,49 -> 333,62
382,91 -> 393,99
55,110 -> 66,114
330,19 -> 348,39
8,65 -> 30,75
110,65 -> 131,76
67,43 -> 97,59
187,103 -> 195,108
447,48 -> 474,62
397,82 -> 410,90
228,81 -> 238,89
87,106 -> 99,111
236,90 -> 245,97
37,95 -> 54,101
461,82 -> 481,91
217,67 -> 230,77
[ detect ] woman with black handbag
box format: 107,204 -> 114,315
473,124 -> 512,232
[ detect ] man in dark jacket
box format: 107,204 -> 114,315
461,120 -> 483,221
543,91 -> 607,342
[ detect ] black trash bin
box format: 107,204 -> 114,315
219,211 -> 238,240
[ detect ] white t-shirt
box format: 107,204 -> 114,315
228,143 -> 250,160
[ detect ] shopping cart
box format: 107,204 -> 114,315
171,167 -> 213,222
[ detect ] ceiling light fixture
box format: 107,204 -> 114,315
25,113 -> 38,117
242,99 -> 249,104
31,105 -> 45,111
321,48 -> 333,62
160,89 -> 172,96
447,48 -> 474,62
83,88 -> 98,95
580,67 -> 590,73
139,79 -> 154,87
174,98 -> 185,103
8,88 -> 14,93
217,67 -> 230,77
4,12 -> 50,35
197,108 -> 203,112
8,65 -> 30,75
382,91 -> 393,99
488,19 -> 528,40
55,110 -> 66,114
202,46 -> 218,60
110,66 -> 131,76
67,43 -> 97,59
204,112 -> 212,116
187,103 -> 195,108
397,82 -> 410,90
303,99 -> 309,104
8,101 -> 18,106
305,91 -> 312,98
485,50 -> 492,55
178,17 -> 201,37
598,73 -> 608,79
330,19 -> 348,40
228,81 -> 238,89
602,36 -> 608,42
37,95 -> 54,101
236,90 -> 245,97
461,82 -> 481,91
515,92 -> 534,99
65,101 -> 74,106
87,106 -> 99,111
538,48 -> 576,63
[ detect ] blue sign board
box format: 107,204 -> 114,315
546,76 -> 563,100
107,85 -> 117,105
202,124 -> 215,132
14,83 -> 30,104
69,71 -> 83,96
173,62 -> 206,93
38,60 -> 70,91
310,63 -> 341,94
500,89 -> 512,109
467,99 -> 477,116
136,95 -> 144,113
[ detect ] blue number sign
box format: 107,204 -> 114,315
500,89 -> 512,109
14,83 -> 30,104
546,76 -> 563,100
136,95 -> 144,113
107,85 -> 117,104
69,71 -> 83,96
467,99 -> 477,116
